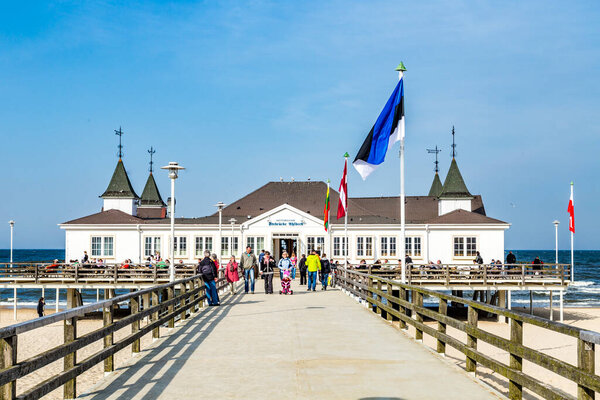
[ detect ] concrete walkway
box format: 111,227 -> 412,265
80,283 -> 501,400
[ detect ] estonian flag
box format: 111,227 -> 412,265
353,77 -> 404,180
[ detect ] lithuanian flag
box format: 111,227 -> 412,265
324,182 -> 330,232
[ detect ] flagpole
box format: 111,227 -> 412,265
344,153 -> 349,268
570,181 -> 574,282
396,63 -> 407,284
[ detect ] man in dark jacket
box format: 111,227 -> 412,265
197,250 -> 219,306
320,254 -> 331,290
298,254 -> 307,285
260,251 -> 276,294
506,251 -> 516,265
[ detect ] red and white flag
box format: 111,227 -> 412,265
337,157 -> 348,219
568,185 -> 575,233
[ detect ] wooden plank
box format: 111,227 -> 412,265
577,339 -> 595,400
180,283 -> 187,321
152,290 -> 160,339
399,287 -> 407,329
64,289 -> 78,399
510,318 -> 523,399
0,335 -> 17,400
103,290 -> 114,373
437,298 -> 447,354
466,305 -> 478,373
167,287 -> 175,329
414,291 -> 423,341
131,293 -> 140,353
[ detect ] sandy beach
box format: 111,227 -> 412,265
0,307 -> 167,400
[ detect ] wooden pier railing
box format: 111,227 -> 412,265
336,267 -> 598,400
0,270 -> 228,400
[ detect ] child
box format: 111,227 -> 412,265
279,268 -> 293,295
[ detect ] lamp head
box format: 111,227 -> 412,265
553,220 -> 560,226
161,162 -> 185,180
229,218 -> 237,224
215,201 -> 226,211
9,220 -> 14,227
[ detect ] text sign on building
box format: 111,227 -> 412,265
268,219 -> 305,227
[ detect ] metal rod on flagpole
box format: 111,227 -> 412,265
344,153 -> 349,268
396,62 -> 407,283
570,181 -> 574,282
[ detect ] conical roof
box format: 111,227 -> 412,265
100,159 -> 139,199
428,173 -> 443,197
439,158 -> 472,198
140,173 -> 166,207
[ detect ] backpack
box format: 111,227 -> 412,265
199,260 -> 215,280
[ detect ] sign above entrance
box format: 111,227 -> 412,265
268,218 -> 305,227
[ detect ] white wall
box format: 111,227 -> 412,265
103,198 -> 138,216
438,198 -> 472,215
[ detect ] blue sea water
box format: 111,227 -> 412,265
0,249 -> 598,307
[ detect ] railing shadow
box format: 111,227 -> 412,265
79,291 -> 246,400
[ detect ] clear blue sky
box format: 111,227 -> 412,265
1,1 -> 598,250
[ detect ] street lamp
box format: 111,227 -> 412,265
553,220 -> 560,265
8,221 -> 14,265
229,218 -> 237,257
161,162 -> 185,282
215,202 -> 226,258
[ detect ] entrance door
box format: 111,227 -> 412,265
272,238 -> 297,260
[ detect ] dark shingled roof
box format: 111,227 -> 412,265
425,209 -> 506,224
100,160 -> 139,199
139,173 -> 166,207
428,173 -> 443,197
439,158 -> 472,198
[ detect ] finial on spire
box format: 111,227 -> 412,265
115,126 -> 124,159
451,126 -> 456,159
148,146 -> 156,173
395,62 -> 407,72
427,145 -> 442,173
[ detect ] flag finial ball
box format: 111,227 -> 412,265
344,152 -> 349,157
395,62 -> 407,72
571,181 -> 574,185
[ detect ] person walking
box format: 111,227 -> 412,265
298,254 -> 307,285
37,297 -> 45,318
226,255 -> 240,294
320,253 -> 331,290
198,251 -> 220,306
506,251 -> 516,265
240,246 -> 257,294
278,251 -> 293,280
260,251 -> 276,294
475,251 -> 484,265
306,250 -> 321,292
290,252 -> 298,280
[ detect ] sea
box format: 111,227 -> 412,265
0,249 -> 598,308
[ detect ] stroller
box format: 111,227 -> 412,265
279,268 -> 294,295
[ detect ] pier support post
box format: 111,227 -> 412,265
549,290 -> 553,321
498,291 -> 507,323
414,291 -> 423,341
131,291 -> 140,354
0,334 -> 17,400
509,317 -> 523,398
399,288 -> 407,329
152,290 -> 160,339
376,279 -> 383,317
56,288 -> 60,312
391,288 -> 400,322
103,290 -> 114,374
64,289 -> 78,399
143,292 -> 150,323
437,298 -> 447,355
180,282 -> 188,321
167,286 -> 175,329
577,338 -> 595,399
466,305 -> 478,373
385,283 -> 393,322
529,290 -> 533,315
559,290 -> 564,322
13,288 -> 16,321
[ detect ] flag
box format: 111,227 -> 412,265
353,76 -> 404,180
337,158 -> 348,219
568,188 -> 575,233
323,183 -> 330,232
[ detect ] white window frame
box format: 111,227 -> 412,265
356,236 -> 373,258
90,236 -> 115,258
453,236 -> 477,258
307,236 -> 325,253
246,236 -> 265,255
174,236 -> 187,258
380,236 -> 397,257
194,236 -> 213,258
404,236 -> 422,258
144,236 -> 161,258
221,236 -> 239,257
333,237 -> 347,257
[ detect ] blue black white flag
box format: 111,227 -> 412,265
353,77 -> 404,180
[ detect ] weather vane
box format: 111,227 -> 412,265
115,126 -> 124,159
427,145 -> 442,173
148,146 -> 156,173
451,126 -> 457,158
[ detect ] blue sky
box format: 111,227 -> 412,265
0,1 -> 598,250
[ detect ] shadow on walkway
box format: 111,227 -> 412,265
80,291 -> 247,400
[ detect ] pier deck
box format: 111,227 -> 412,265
79,285 -> 500,400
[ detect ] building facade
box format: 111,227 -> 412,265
60,157 -> 509,265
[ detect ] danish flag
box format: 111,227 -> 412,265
568,187 -> 575,233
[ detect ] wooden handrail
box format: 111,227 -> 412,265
337,267 -> 599,399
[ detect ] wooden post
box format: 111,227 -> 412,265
385,283 -> 393,322
64,289 -> 78,399
113,264 -> 118,283
103,290 -> 114,373
180,282 -> 188,321
0,335 -> 17,400
153,264 -> 158,283
131,293 -> 140,353
414,291 -> 423,341
167,286 -> 175,328
509,318 -> 523,398
466,305 -> 478,373
391,288 -> 400,322
399,287 -> 407,329
376,279 -> 383,316
152,290 -> 160,339
34,264 -> 39,284
367,277 -> 375,312
577,339 -> 595,399
437,298 -> 447,354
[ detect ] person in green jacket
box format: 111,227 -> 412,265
305,250 -> 321,291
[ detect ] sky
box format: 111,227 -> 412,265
0,1 -> 598,250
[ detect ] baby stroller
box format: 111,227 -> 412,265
279,268 -> 293,295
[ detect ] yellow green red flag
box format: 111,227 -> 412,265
324,183 -> 330,231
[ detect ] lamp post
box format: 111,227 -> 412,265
215,202 -> 226,258
9,221 -> 14,265
553,220 -> 560,265
229,218 -> 237,258
161,162 -> 185,282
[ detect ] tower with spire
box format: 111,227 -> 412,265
427,145 -> 443,197
100,127 -> 140,216
437,127 -> 473,216
137,147 -> 167,218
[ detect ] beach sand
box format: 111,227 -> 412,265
401,306 -> 600,399
2,304 -> 599,399
0,307 -> 167,400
